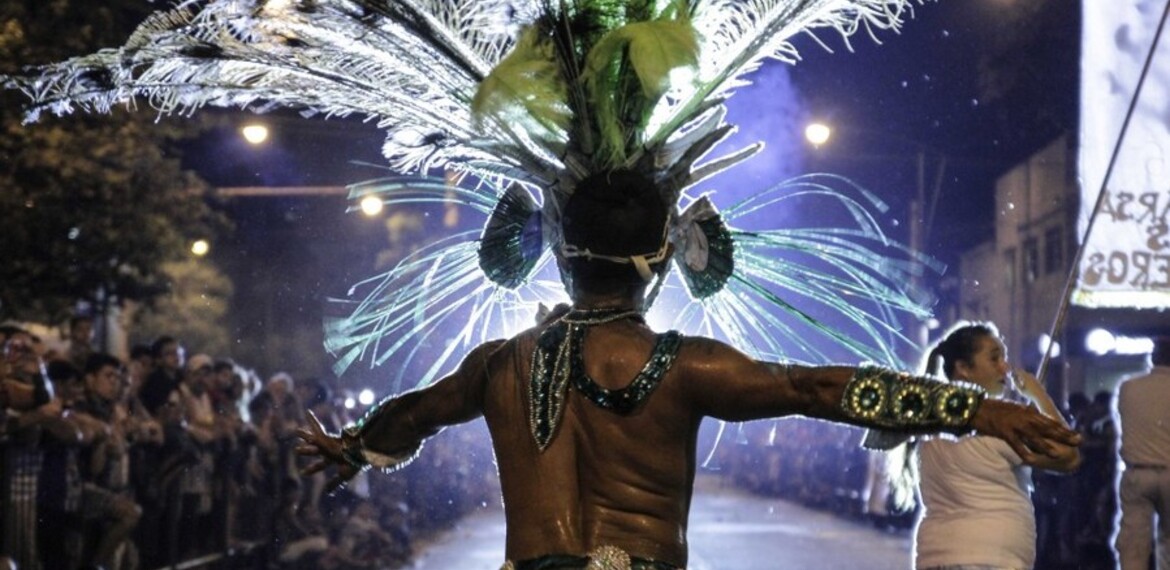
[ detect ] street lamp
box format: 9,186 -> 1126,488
359,195 -> 384,217
191,239 -> 210,256
804,122 -> 832,147
241,123 -> 269,145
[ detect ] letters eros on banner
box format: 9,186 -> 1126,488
1076,189 -> 1170,307
1078,0 -> 1170,309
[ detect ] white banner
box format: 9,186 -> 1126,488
1077,0 -> 1170,308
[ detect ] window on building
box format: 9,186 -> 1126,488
1004,247 -> 1017,288
1044,226 -> 1063,274
1023,238 -> 1039,283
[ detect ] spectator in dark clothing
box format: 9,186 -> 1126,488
127,344 -> 154,402
176,353 -> 220,558
320,501 -> 397,570
253,372 -> 301,436
1077,390 -> 1118,565
65,315 -> 95,371
138,336 -> 183,415
2,329 -> 56,570
75,353 -> 146,570
37,359 -> 89,570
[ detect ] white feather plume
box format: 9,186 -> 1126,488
4,0 -> 936,379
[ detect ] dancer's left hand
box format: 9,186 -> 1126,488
972,399 -> 1082,465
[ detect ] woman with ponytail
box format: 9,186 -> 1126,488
902,322 -> 1080,570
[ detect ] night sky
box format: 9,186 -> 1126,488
784,0 -> 1079,254
177,1 -> 1082,383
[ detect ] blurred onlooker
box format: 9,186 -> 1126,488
372,492 -> 413,565
1,328 -> 54,570
299,381 -> 338,528
294,378 -> 319,418
39,358 -> 142,570
126,344 -> 154,401
1050,391 -> 1094,564
77,353 -> 149,570
179,355 -> 217,441
1113,337 -> 1170,570
36,359 -> 88,570
255,372 -> 302,435
0,376 -> 38,412
64,315 -> 95,371
320,501 -> 397,570
1077,390 -> 1119,563
210,360 -> 238,417
122,339 -> 168,568
210,359 -> 248,548
138,338 -> 197,567
239,395 -> 277,535
138,336 -> 183,416
177,354 -> 219,557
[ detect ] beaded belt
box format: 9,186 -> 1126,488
503,545 -> 680,570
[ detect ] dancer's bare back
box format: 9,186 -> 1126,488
300,316 -> 1080,568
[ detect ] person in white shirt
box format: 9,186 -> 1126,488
910,322 -> 1081,570
1113,336 -> 1170,570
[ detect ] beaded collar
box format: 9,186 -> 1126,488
528,307 -> 682,450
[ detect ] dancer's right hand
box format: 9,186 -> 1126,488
295,410 -> 360,493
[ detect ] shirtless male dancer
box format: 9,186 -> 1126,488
297,170 -> 1081,570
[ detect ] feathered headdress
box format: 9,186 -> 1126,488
5,0 -> 936,391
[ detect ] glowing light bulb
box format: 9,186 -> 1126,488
1085,328 -> 1115,356
191,239 -> 210,256
360,195 -> 384,216
805,122 -> 832,147
241,124 -> 269,145
1038,333 -> 1061,358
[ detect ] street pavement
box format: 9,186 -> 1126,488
408,474 -> 913,569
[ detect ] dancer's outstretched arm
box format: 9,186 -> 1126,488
297,339 -> 505,490
675,337 -> 1081,465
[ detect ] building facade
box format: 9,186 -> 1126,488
956,135 -> 1167,401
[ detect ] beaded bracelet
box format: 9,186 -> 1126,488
339,426 -> 370,471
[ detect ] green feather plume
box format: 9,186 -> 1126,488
583,16 -> 699,168
472,27 -> 572,151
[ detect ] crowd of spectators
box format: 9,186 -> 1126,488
714,417 -> 870,515
1033,390 -> 1119,570
0,316 -> 498,570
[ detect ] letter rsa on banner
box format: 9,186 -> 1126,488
1077,0 -> 1170,308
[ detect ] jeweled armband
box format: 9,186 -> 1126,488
841,364 -> 985,434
